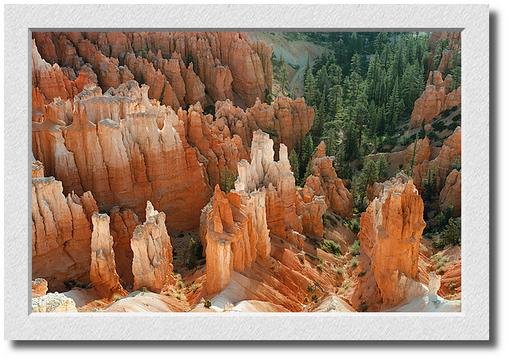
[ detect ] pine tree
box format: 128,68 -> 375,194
376,154 -> 389,181
299,134 -> 314,181
304,60 -> 318,106
289,149 -> 300,182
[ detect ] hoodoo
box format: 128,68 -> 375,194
352,174 -> 426,311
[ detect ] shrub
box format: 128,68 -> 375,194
306,283 -> 314,293
311,294 -> 319,303
442,217 -> 461,246
432,217 -> 461,249
185,237 -> 202,269
320,239 -> 342,256
432,120 -> 446,132
219,168 -> 237,193
447,122 -> 459,131
451,155 -> 461,171
427,131 -> 439,141
204,104 -> 215,116
349,240 -> 361,256
350,256 -> 359,268
204,300 -> 211,308
345,218 -> 360,234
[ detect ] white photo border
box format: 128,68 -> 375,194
4,4 -> 489,340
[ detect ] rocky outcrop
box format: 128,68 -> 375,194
304,142 -> 353,219
32,278 -> 48,298
297,188 -> 327,240
200,184 -> 271,294
109,207 -> 140,288
213,96 -> 314,154
439,169 -> 461,216
33,31 -> 272,109
32,82 -> 212,231
200,130 -> 330,294
124,52 -> 181,109
32,292 -> 78,312
32,39 -> 96,105
131,202 -> 174,293
32,176 -> 98,291
236,130 -> 303,243
105,291 -> 189,312
179,102 -> 249,186
352,174 -> 427,311
90,213 -> 126,298
410,71 -> 461,128
413,127 -> 461,192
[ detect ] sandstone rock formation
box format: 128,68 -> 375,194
304,141 -> 353,219
109,207 -> 140,288
413,126 -> 461,192
236,130 -> 303,243
200,184 -> 270,294
131,202 -> 174,293
33,31 -> 273,109
32,278 -> 48,298
352,174 -> 427,311
32,292 -> 78,312
32,82 -> 212,231
90,213 -> 126,298
213,96 -> 314,154
439,169 -> 461,216
105,291 -> 189,312
32,176 -> 98,291
296,189 -> 327,240
179,102 -> 249,186
200,131 -> 331,295
410,71 -> 461,128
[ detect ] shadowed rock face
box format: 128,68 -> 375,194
439,169 -> 461,216
352,174 -> 427,311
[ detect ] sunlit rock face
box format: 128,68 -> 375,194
131,202 -> 175,293
304,141 -> 353,219
352,174 -> 427,311
412,126 -> 461,193
90,213 -> 126,299
32,82 -> 212,232
32,176 -> 98,291
410,71 -> 460,128
200,138 -> 272,294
